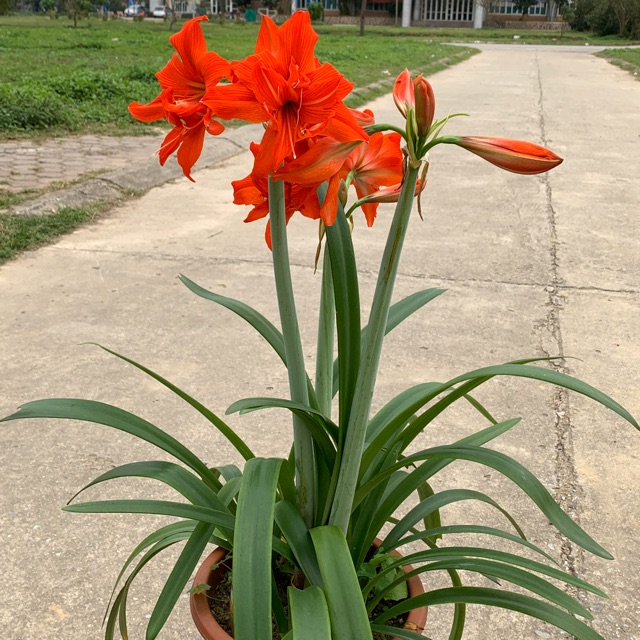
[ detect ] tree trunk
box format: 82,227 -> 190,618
359,0 -> 366,35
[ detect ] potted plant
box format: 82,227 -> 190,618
2,12 -> 638,640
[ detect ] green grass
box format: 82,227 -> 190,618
0,201 -> 116,264
0,15 -> 472,139
598,48 -> 640,79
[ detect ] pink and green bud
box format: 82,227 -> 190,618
452,136 -> 563,175
413,75 -> 435,137
393,69 -> 413,118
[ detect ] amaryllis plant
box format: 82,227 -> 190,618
3,13 -> 637,640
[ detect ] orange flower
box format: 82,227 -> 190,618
206,12 -> 367,175
273,138 -> 363,226
128,17 -> 231,180
452,136 -> 563,175
340,132 -> 404,226
233,143 -> 322,248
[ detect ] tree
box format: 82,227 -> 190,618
512,0 -> 538,20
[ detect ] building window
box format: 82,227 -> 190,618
489,1 -> 547,15
421,0 -> 475,22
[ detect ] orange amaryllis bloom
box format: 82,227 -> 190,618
206,12 -> 367,175
128,17 -> 231,180
273,138 -> 363,225
452,136 -> 563,175
393,69 -> 435,137
340,132 -> 404,226
233,143 -> 322,248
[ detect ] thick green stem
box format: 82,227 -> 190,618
268,178 -> 315,527
315,244 -> 335,417
329,165 -> 420,534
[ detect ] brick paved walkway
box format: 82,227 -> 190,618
0,134 -> 164,192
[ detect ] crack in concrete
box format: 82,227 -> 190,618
534,52 -> 585,585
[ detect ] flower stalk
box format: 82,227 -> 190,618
268,177 -> 316,527
329,163 -> 420,535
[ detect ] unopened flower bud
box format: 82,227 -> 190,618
338,180 -> 348,208
413,75 -> 435,137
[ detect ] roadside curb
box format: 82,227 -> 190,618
5,123 -> 264,218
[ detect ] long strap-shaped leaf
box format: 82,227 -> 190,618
180,274 -> 319,409
367,557 -> 594,619
274,500 -> 323,587
147,521 -> 215,639
324,197 -> 361,431
310,526 -> 373,640
373,587 -> 606,640
370,444 -> 613,559
331,288 -> 446,397
330,165 -> 420,533
1,399 -> 222,489
382,488 -> 524,551
288,586 -> 332,640
233,457 -> 283,640
89,343 -> 254,460
68,460 -> 234,542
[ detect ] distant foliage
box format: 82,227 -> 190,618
570,0 -> 640,38
308,2 -> 323,21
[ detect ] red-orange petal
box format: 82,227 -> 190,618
274,139 -> 363,186
454,136 -> 563,175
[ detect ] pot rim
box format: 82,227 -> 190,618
190,544 -> 428,640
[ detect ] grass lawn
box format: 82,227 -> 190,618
0,15 -> 475,140
598,48 -> 640,79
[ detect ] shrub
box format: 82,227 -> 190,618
0,84 -> 77,131
308,2 -> 324,21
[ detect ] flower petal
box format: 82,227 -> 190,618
454,136 -> 563,175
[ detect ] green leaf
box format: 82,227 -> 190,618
369,625 -> 432,640
369,546 -> 607,601
355,418 -> 521,511
379,445 -> 613,559
368,557 -> 593,619
416,481 -> 441,544
227,397 -> 338,447
274,500 -> 323,587
102,521 -> 197,625
179,273 -> 286,361
87,343 -> 254,460
324,197 -> 361,430
373,587 -> 606,640
1,399 -> 221,490
383,488 -> 524,551
233,458 -> 283,640
332,289 -> 446,398
447,363 -> 638,430
288,586 -> 332,640
179,274 -> 318,411
147,522 -> 215,639
63,499 -> 235,530
384,524 -> 556,564
105,526 -> 195,640
310,526 -> 373,640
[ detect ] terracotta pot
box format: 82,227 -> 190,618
190,544 -> 427,640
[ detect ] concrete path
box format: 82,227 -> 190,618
1,46 -> 639,640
